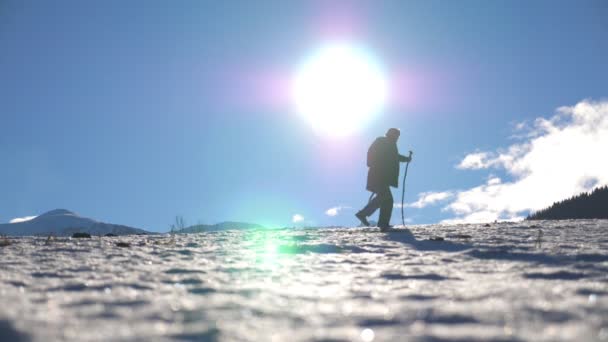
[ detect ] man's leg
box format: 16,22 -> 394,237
377,187 -> 394,229
357,193 -> 382,225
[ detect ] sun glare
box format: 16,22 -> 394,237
293,44 -> 387,137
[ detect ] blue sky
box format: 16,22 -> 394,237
2,1 -> 607,231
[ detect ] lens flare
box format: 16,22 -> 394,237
293,43 -> 387,137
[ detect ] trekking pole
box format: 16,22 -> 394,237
401,151 -> 413,227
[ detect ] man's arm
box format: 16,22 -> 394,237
399,153 -> 412,163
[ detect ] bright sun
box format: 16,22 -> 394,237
293,44 -> 387,137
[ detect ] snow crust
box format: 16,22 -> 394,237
1,220 -> 607,341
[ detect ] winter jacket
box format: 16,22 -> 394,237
366,137 -> 409,192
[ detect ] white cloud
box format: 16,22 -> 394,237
325,207 -> 339,216
292,214 -> 304,223
443,99 -> 608,223
457,145 -> 526,171
457,152 -> 492,169
325,206 -> 350,217
401,191 -> 454,209
9,215 -> 37,223
487,177 -> 501,185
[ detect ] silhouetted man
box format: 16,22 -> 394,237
356,128 -> 411,231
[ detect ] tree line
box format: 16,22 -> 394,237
527,185 -> 608,220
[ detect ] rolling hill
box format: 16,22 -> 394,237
176,221 -> 265,233
0,209 -> 151,236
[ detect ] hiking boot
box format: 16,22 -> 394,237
379,224 -> 393,232
355,212 -> 370,226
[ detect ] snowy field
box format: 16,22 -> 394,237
1,220 -> 607,342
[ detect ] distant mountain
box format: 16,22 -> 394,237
0,209 -> 152,236
176,221 -> 265,233
527,186 -> 608,220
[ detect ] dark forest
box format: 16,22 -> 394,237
527,186 -> 608,220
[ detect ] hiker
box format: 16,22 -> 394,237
356,128 -> 412,231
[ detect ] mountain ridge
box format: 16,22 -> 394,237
176,221 -> 265,233
0,209 -> 151,236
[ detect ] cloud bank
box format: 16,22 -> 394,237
9,216 -> 37,223
404,191 -> 454,209
443,99 -> 608,223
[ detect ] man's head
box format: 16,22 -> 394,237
385,128 -> 400,143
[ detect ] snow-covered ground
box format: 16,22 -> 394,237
1,220 -> 607,341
